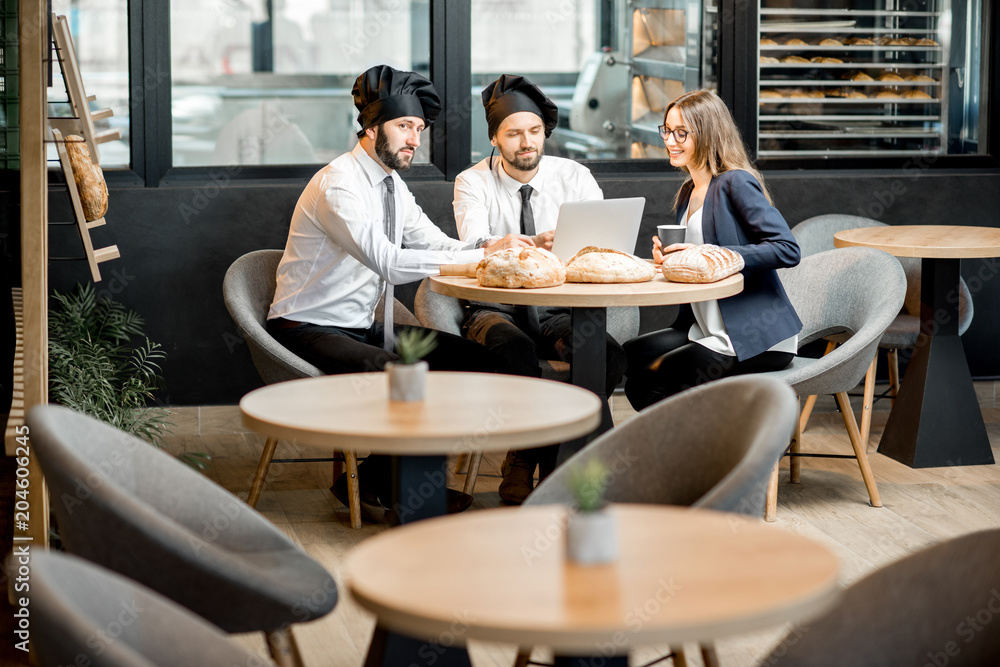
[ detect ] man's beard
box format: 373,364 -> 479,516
499,142 -> 543,172
375,128 -> 413,171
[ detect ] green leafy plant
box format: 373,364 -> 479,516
567,459 -> 611,512
47,284 -> 206,470
394,328 -> 438,365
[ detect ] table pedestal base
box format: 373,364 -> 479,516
364,625 -> 472,667
878,333 -> 993,467
388,454 -> 448,524
558,307 -> 613,465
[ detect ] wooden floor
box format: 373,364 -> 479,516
150,381 -> 1000,667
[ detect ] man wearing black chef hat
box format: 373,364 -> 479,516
268,65 -> 527,520
452,74 -> 627,505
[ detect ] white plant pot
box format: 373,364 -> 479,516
386,361 -> 428,402
566,508 -> 618,565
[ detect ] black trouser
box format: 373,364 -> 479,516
463,305 -> 627,471
624,327 -> 794,412
269,319 -> 496,498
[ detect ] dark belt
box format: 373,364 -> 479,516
268,317 -> 306,331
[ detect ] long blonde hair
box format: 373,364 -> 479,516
665,90 -> 772,210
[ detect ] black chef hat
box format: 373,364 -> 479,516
481,74 -> 559,139
353,65 -> 442,137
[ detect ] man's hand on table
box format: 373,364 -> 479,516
484,234 -> 533,255
531,231 -> 555,251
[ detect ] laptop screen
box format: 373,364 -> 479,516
549,197 -> 647,263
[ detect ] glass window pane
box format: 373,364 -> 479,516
171,0 -> 431,167
470,0 -> 717,161
49,0 -> 131,168
757,0 -> 985,159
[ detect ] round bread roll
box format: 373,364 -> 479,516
818,38 -> 843,46
784,38 -> 808,46
565,247 -> 655,284
65,135 -> 108,222
878,72 -> 905,82
844,71 -> 874,81
915,38 -> 939,46
875,89 -> 901,99
887,38 -> 913,46
760,56 -> 780,64
476,247 -> 565,289
905,74 -> 936,82
662,245 -> 744,284
760,38 -> 778,46
782,55 -> 811,64
902,89 -> 933,99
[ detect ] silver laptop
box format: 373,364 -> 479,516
549,197 -> 646,263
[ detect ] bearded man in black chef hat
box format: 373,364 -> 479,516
452,74 -> 627,505
267,65 -> 528,521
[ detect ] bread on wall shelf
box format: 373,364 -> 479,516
50,127 -> 120,282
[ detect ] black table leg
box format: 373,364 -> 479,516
557,307 -> 612,465
878,258 -> 994,467
364,625 -> 472,667
388,454 -> 448,524
553,655 -> 628,666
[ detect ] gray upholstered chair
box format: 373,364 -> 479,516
27,404 -> 337,667
763,528 -> 1000,666
791,215 -> 974,441
525,374 -> 798,515
519,374 -> 798,667
414,276 -> 640,493
223,248 -> 420,527
21,550 -> 277,667
758,247 -> 907,521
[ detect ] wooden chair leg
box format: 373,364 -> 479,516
266,627 -> 304,667
673,647 -> 690,667
765,461 -> 779,522
512,649 -> 531,667
344,450 -> 363,529
790,396 -> 802,484
835,391 -> 882,508
860,354 -> 877,450
798,341 -> 836,434
455,452 -> 469,475
887,348 -> 900,406
700,643 -> 721,667
247,437 -> 278,508
463,451 -> 483,495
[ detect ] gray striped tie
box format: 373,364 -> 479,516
519,184 -> 541,337
382,176 -> 396,352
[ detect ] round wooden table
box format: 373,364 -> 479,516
241,372 -> 601,522
344,505 -> 840,666
835,225 -> 1000,468
430,273 -> 743,458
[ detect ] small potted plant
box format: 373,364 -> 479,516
565,458 -> 618,565
386,328 -> 438,402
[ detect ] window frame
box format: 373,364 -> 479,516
106,0 -> 1000,189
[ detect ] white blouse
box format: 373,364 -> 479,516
682,205 -> 798,357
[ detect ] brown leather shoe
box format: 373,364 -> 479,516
499,452 -> 536,505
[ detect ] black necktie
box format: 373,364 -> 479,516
518,184 -> 541,337
382,176 -> 396,351
519,184 -> 536,236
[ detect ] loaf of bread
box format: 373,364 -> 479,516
878,72 -> 905,82
818,38 -> 843,46
844,71 -> 874,81
760,38 -> 778,46
846,37 -> 876,46
565,247 -> 655,284
905,74 -> 936,82
811,56 -> 844,64
476,247 -> 565,289
661,245 -> 744,284
902,89 -> 933,99
784,38 -> 808,46
782,55 -> 811,64
828,87 -> 868,99
914,38 -> 938,46
875,89 -> 901,99
760,56 -> 780,64
65,135 -> 108,222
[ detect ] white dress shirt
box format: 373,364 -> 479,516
684,205 -> 798,356
269,143 -> 483,329
454,155 -> 603,245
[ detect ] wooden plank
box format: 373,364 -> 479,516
20,0 -> 52,548
51,15 -> 101,162
50,128 -> 104,282
3,289 -> 23,456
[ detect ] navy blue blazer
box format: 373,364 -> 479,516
676,169 -> 802,360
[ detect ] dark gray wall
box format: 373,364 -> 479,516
42,168 -> 1000,405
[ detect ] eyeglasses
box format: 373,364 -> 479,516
658,125 -> 691,143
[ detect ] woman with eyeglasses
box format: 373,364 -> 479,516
623,89 -> 802,410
